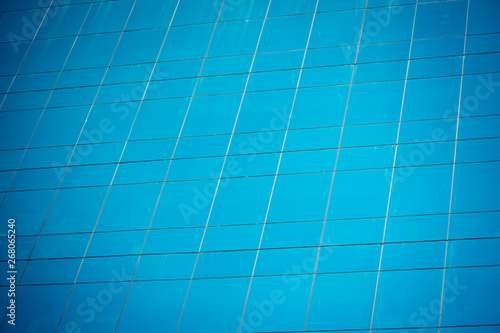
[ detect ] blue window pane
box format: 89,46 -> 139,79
173,0 -> 220,25
82,0 -> 134,33
358,41 -> 410,63
322,218 -> 385,245
177,277 -> 250,333
87,230 -> 146,257
130,98 -> 190,141
32,233 -> 91,259
242,275 -> 312,332
261,221 -> 323,248
59,282 -> 128,333
300,64 -> 352,87
385,215 -> 448,242
235,89 -> 295,133
202,224 -> 263,251
181,94 -> 242,136
389,165 -> 453,216
449,211 -> 500,239
3,285 -> 71,333
0,110 -> 41,149
259,15 -> 313,52
255,247 -> 318,275
337,145 -> 396,170
310,10 -> 364,48
43,187 -> 108,234
414,0 -> 468,39
116,280 -> 189,332
452,161 -> 500,213
458,114 -> 500,140
468,0 -> 500,34
97,183 -> 163,232
77,256 -> 139,283
223,153 -> 280,177
328,168 -> 391,219
268,173 -> 332,222
381,241 -> 445,270
342,123 -> 398,147
346,81 -> 404,124
161,24 -> 215,61
168,156 -> 224,181
113,160 -> 169,185
395,141 -> 455,167
285,127 -> 341,150
372,269 -> 443,329
209,20 -> 263,57
460,73 -> 500,117
143,228 -> 203,254
279,149 -> 336,174
22,258 -> 81,284
126,0 -> 176,30
209,176 -> 274,226
319,0 -> 366,11
289,85 -> 349,129
203,55 -> 252,75
112,29 -> 168,66
361,4 -> 416,44
402,76 -> 461,121
441,266 -> 500,327
447,239 -> 500,267
194,250 -> 256,278
306,272 -> 377,331
353,60 -> 408,83
135,253 -> 196,280
151,179 -> 217,228
317,244 -> 381,273
254,49 -> 304,71
412,36 -> 464,58
218,0 -> 269,20
37,3 -> 91,39
456,138 -> 500,163
0,190 -> 56,235
66,33 -> 120,69
409,55 -> 463,79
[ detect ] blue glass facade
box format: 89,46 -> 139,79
0,0 -> 499,332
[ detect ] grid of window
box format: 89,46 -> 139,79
0,0 -> 499,332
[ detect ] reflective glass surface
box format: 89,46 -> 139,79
0,0 -> 499,332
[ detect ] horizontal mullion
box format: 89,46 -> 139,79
2,50 -> 498,97
6,264 -> 500,287
2,135 -> 500,173
0,0 -> 460,45
1,29 -> 498,81
1,158 -> 500,194
4,209 -> 500,239
2,69 -> 500,114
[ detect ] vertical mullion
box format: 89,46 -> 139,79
368,2 -> 419,332
236,1 -> 322,332
437,0 -> 471,331
301,1 -> 370,332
